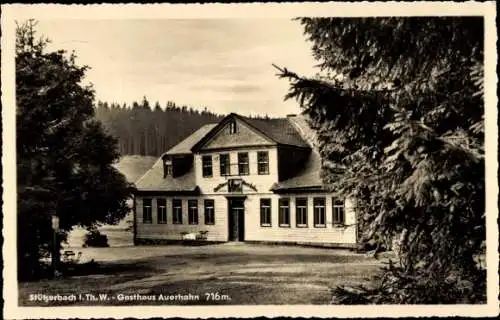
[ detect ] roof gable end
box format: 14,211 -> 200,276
192,113 -> 311,152
191,113 -> 276,151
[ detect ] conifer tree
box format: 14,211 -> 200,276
277,17 -> 485,303
16,20 -> 132,279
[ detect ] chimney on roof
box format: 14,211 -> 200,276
286,114 -> 297,118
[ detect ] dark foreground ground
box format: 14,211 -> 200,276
19,243 -> 386,305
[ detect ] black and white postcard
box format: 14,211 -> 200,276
1,2 -> 498,319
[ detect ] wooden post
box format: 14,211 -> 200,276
51,214 -> 60,277
133,195 -> 138,245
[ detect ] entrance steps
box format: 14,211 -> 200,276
222,241 -> 246,246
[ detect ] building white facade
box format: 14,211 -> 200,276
133,113 -> 358,247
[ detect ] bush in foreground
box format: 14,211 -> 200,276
83,229 -> 109,248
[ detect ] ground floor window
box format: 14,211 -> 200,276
172,199 -> 182,224
157,198 -> 167,224
333,199 -> 345,225
313,197 -> 326,227
188,199 -> 199,224
279,198 -> 290,227
204,199 -> 215,225
296,198 -> 308,227
142,198 -> 152,223
260,198 -> 271,226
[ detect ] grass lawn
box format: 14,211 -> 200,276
19,243 -> 386,305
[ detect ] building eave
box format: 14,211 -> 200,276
270,184 -> 326,194
276,143 -> 312,150
134,186 -> 200,196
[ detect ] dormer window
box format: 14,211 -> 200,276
228,119 -> 237,134
164,159 -> 173,177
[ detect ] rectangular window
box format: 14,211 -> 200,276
204,199 -> 215,225
333,199 -> 345,225
238,152 -> 249,175
279,198 -> 290,227
172,199 -> 182,224
202,155 -> 213,177
314,197 -> 326,227
260,198 -> 272,226
164,159 -> 173,177
142,198 -> 152,224
166,165 -> 173,176
228,120 -> 237,134
188,200 -> 199,225
257,151 -> 269,175
296,198 -> 308,227
219,153 -> 230,176
157,198 -> 167,224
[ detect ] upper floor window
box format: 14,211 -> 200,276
202,155 -> 213,177
296,198 -> 308,227
313,197 -> 326,227
333,199 -> 345,225
204,199 -> 215,225
257,151 -> 269,175
164,159 -> 173,177
143,198 -> 152,224
157,198 -> 167,224
279,198 -> 290,227
220,153 -> 230,176
188,200 -> 199,225
172,199 -> 182,224
238,152 -> 249,175
228,119 -> 237,134
260,198 -> 271,227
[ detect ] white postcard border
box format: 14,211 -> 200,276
2,2 -> 498,319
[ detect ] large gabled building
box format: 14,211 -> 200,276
133,113 -> 358,247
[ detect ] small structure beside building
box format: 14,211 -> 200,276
133,113 -> 358,247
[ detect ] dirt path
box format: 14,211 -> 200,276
20,243 -> 384,305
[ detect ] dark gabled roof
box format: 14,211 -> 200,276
135,158 -> 198,192
191,113 -> 310,151
241,116 -> 310,148
164,124 -> 218,156
135,113 -> 330,193
112,155 -> 158,183
136,124 -> 217,191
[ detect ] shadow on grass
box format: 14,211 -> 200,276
161,252 -> 373,265
66,259 -> 159,277
20,259 -> 159,282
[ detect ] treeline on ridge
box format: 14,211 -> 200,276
95,97 -> 275,157
94,97 -> 223,157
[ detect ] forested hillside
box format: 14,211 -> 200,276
94,97 -> 224,157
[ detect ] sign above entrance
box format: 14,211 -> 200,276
228,179 -> 242,192
213,178 -> 258,193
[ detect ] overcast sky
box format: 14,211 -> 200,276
36,19 -> 317,116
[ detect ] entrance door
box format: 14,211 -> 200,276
228,198 -> 245,241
